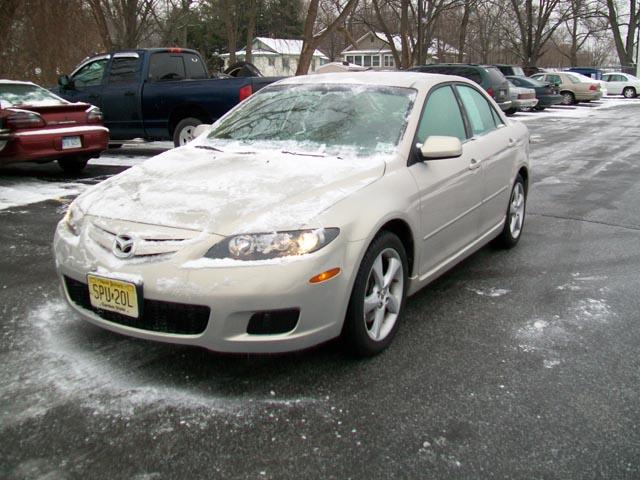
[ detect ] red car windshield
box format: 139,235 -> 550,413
0,83 -> 67,107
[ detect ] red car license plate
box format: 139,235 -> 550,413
62,136 -> 82,149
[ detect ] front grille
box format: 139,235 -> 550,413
64,276 -> 210,335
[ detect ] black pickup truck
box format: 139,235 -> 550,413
53,48 -> 279,146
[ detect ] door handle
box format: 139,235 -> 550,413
508,138 -> 516,146
124,91 -> 135,96
469,158 -> 481,170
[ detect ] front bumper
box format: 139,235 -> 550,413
0,125 -> 109,165
54,218 -> 362,353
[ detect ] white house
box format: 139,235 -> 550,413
221,37 -> 329,76
341,31 -> 459,69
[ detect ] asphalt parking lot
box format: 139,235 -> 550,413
1,101 -> 639,479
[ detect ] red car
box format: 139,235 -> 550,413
0,80 -> 109,173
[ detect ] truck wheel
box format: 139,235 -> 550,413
58,155 -> 89,174
173,117 -> 202,147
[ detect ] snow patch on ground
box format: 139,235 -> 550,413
0,180 -> 88,210
515,97 -> 640,122
468,287 -> 510,297
0,300 -> 314,427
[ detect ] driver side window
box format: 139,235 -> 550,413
72,60 -> 108,87
416,85 -> 467,143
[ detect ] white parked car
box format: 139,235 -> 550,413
601,72 -> 640,98
54,72 -> 530,357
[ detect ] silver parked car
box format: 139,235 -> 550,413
54,72 -> 530,357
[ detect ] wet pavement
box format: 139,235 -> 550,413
1,103 -> 639,479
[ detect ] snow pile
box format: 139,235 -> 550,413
0,179 -> 88,210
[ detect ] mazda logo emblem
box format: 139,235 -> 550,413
113,234 -> 136,259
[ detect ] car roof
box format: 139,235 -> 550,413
276,71 -> 475,91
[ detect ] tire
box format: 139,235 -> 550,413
534,106 -> 546,111
561,91 -> 575,105
173,117 -> 202,147
58,155 -> 89,174
108,143 -> 123,149
505,107 -> 517,116
494,174 -> 526,249
623,87 -> 636,98
342,231 -> 408,357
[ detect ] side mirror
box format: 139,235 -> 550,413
193,124 -> 212,138
418,136 -> 462,160
58,75 -> 72,89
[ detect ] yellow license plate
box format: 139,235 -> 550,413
87,274 -> 139,318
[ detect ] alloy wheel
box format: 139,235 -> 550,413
362,248 -> 404,342
509,182 -> 525,239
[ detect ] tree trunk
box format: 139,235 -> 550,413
220,0 -> 237,65
245,0 -> 258,64
295,0 -> 359,75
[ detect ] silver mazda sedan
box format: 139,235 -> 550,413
54,72 -> 530,357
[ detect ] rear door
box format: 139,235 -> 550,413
602,74 -> 624,95
455,84 -> 515,236
101,52 -> 144,139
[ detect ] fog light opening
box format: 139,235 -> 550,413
309,267 -> 341,284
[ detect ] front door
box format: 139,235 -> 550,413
409,84 -> 483,278
64,57 -> 109,109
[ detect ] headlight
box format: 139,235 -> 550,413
205,228 -> 339,261
63,202 -> 85,236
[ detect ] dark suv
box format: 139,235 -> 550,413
409,63 -> 512,112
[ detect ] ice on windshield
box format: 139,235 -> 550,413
206,84 -> 416,156
0,83 -> 67,107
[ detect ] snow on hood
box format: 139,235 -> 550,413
75,145 -> 387,235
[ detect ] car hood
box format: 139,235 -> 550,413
76,145 -> 387,235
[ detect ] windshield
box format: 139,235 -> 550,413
0,83 -> 68,107
206,84 -> 416,156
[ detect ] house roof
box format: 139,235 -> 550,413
254,37 -> 328,59
341,31 -> 458,57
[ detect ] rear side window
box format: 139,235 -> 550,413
456,85 -> 497,136
484,66 -> 507,84
416,85 -> 466,142
455,67 -> 483,85
149,53 -> 186,81
108,57 -> 141,84
184,53 -> 207,79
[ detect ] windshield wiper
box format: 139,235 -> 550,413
195,145 -> 224,152
281,150 -> 327,158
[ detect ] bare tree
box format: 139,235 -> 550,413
87,0 -> 158,50
152,0 -> 194,46
219,0 -> 238,64
600,0 -> 640,69
245,0 -> 258,63
504,0 -> 572,67
296,0 -> 360,75
553,0 -> 606,66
